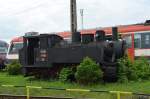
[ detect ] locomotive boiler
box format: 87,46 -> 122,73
19,27 -> 126,81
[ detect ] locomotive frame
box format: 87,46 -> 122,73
19,27 -> 126,81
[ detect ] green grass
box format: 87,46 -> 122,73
0,72 -> 149,99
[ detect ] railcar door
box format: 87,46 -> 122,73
122,33 -> 134,61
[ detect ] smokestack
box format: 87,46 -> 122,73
70,0 -> 79,43
112,27 -> 118,41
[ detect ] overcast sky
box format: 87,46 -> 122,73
0,0 -> 150,42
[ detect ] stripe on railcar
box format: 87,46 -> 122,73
135,49 -> 150,57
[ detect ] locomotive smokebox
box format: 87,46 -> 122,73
112,27 -> 118,41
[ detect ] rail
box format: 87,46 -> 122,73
0,94 -> 73,99
0,85 -> 150,99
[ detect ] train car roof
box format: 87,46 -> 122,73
58,24 -> 150,38
0,40 -> 7,43
11,37 -> 23,42
0,40 -> 8,45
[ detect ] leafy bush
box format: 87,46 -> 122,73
133,57 -> 150,80
6,60 -> 22,75
117,56 -> 137,83
118,56 -> 150,83
75,57 -> 103,85
59,67 -> 75,82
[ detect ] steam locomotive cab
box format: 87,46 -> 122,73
19,34 -> 63,66
19,27 -> 126,81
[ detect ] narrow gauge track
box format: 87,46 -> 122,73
0,94 -> 73,99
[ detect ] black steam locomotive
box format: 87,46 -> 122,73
19,27 -> 126,81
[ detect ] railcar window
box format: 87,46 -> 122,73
123,35 -> 132,48
141,33 -> 150,48
134,34 -> 141,49
0,42 -> 8,53
134,32 -> 150,49
0,48 -> 7,53
145,35 -> 150,45
0,43 -> 6,47
9,43 -> 23,54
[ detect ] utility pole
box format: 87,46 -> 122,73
80,9 -> 84,31
70,0 -> 77,42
